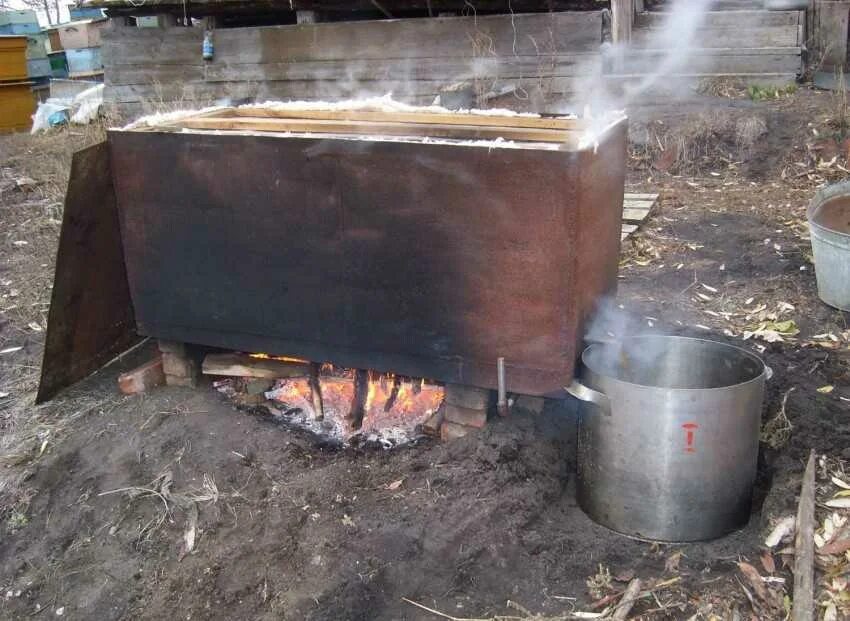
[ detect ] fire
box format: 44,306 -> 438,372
250,353 -> 310,364
265,371 -> 443,435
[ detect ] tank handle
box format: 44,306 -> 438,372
565,380 -> 611,416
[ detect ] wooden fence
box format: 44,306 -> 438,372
103,11 -> 605,119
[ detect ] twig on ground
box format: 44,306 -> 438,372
612,579 -> 642,621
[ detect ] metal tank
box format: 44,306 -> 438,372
567,335 -> 771,542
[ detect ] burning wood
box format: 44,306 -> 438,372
207,352 -> 444,445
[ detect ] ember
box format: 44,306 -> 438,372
212,355 -> 444,446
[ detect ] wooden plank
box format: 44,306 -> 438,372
632,25 -> 800,49
624,192 -> 658,200
202,352 -> 310,378
102,12 -> 604,65
622,207 -> 650,223
623,199 -> 655,208
201,54 -> 603,83
618,47 -> 802,75
105,54 -> 602,86
174,115 -> 575,142
791,450 -> 816,621
230,106 -> 583,130
105,76 -> 585,104
637,10 -> 802,28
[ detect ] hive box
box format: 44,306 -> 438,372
26,33 -> 48,59
48,51 -> 68,78
65,47 -> 102,75
55,19 -> 106,50
0,81 -> 34,132
0,35 -> 27,81
0,10 -> 39,35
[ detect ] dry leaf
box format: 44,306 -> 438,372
737,561 -> 769,602
831,476 -> 850,490
342,514 -> 355,527
761,551 -> 776,575
386,479 -> 404,491
765,516 -> 795,548
820,538 -> 850,555
826,498 -> 850,509
817,385 -> 835,394
664,550 -> 683,573
614,568 -> 635,583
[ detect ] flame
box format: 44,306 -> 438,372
266,371 -> 443,433
250,353 -> 310,364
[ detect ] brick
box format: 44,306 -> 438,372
118,357 -> 165,394
165,374 -> 197,388
440,421 -> 477,442
157,340 -> 186,355
443,403 -> 487,428
444,384 -> 492,410
162,352 -> 197,379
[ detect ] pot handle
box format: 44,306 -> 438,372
565,380 -> 611,416
764,365 -> 774,381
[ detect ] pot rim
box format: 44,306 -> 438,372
579,335 -> 768,393
807,181 -> 850,240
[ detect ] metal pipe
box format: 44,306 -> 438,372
497,357 -> 508,417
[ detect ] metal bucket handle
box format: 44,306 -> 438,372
565,380 -> 611,416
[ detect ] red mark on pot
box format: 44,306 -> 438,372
682,423 -> 699,453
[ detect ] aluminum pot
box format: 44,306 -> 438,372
566,335 -> 771,542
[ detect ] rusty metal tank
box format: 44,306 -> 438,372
38,106 -> 628,401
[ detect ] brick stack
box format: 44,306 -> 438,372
440,384 -> 492,441
158,340 -> 200,387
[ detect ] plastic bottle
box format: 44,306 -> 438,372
202,30 -> 214,61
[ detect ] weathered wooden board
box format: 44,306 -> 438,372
632,25 -> 800,49
619,47 -> 801,75
104,76 -> 586,104
202,353 -> 310,378
636,10 -> 802,29
103,12 -> 603,64
175,115 -> 576,142
102,12 -> 604,116
104,54 -> 602,86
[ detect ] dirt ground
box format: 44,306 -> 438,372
0,87 -> 848,620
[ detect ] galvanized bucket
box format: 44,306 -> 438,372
566,336 -> 771,542
809,181 -> 850,311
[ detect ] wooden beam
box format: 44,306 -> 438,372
175,115 -> 577,142
792,450 -> 816,621
202,352 -> 310,378
231,106 -> 581,130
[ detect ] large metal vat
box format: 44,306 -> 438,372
567,336 -> 770,542
37,109 -> 628,401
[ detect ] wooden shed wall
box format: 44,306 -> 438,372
102,12 -> 605,119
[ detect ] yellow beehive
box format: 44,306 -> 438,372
0,81 -> 34,132
0,35 -> 27,81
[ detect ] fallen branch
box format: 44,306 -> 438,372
792,450 -> 816,621
612,579 -> 642,620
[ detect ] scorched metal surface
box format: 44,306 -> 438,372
107,124 -> 626,397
